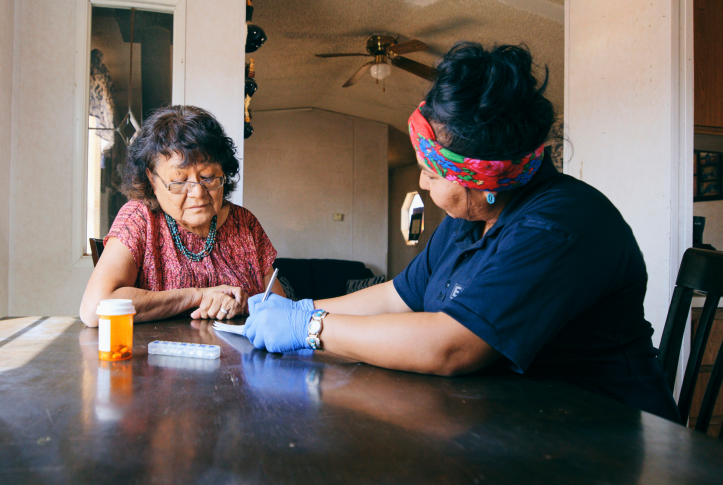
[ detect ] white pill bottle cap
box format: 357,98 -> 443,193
96,299 -> 136,316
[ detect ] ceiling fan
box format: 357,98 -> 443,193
316,35 -> 437,87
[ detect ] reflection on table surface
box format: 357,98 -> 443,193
1,317 -> 723,484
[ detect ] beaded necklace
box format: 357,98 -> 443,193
164,213 -> 218,262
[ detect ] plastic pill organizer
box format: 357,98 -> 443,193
148,340 -> 220,360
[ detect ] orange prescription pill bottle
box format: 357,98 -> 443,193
97,299 -> 136,361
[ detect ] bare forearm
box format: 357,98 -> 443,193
81,287 -> 200,327
111,286 -> 201,322
316,280 -> 410,316
321,312 -> 500,376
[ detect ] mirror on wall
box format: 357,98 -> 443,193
401,192 -> 425,246
85,6 -> 173,254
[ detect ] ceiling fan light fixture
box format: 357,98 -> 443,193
319,35 -> 434,88
370,62 -> 391,81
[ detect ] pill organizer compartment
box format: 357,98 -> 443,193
148,340 -> 221,360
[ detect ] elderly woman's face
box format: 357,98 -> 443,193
148,153 -> 225,232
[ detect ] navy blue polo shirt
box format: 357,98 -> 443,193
394,156 -> 680,422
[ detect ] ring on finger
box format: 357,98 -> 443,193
219,308 -> 229,314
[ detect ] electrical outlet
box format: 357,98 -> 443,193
332,213 -> 344,221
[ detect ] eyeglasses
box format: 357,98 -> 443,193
153,173 -> 226,195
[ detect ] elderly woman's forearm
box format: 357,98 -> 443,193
110,287 -> 200,323
80,287 -> 200,326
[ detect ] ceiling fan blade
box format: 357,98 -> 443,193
386,39 -> 428,56
343,61 -> 375,87
316,53 -> 371,58
391,56 -> 437,81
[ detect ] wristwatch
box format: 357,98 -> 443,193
307,309 -> 328,351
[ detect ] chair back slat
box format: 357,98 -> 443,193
89,238 -> 105,267
695,337 -> 723,436
676,248 -> 723,294
678,293 -> 720,421
660,248 -> 723,435
658,286 -> 694,389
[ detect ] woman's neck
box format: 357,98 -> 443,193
466,190 -> 517,237
178,203 -> 230,237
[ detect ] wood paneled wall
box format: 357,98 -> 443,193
694,0 -> 723,134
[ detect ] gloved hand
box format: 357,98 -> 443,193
248,292 -> 314,315
242,307 -> 314,353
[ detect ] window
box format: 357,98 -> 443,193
84,5 -> 174,254
401,192 -> 424,245
86,115 -> 109,253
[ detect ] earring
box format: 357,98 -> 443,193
486,192 -> 496,204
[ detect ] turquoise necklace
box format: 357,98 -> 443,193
164,213 -> 218,262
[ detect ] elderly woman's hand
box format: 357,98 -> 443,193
190,285 -> 249,320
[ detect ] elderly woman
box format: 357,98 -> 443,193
80,106 -> 283,327
242,43 -> 680,422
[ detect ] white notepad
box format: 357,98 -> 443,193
212,321 -> 245,336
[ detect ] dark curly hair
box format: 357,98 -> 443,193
122,105 -> 240,211
421,42 -> 555,160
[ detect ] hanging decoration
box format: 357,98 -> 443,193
118,8 -> 141,146
245,70 -> 258,98
244,0 -> 266,140
244,58 -> 255,139
245,0 -> 267,53
244,80 -> 256,136
89,49 -> 116,150
244,94 -> 254,139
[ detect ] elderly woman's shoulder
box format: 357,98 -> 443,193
226,203 -> 264,228
229,203 -> 254,219
105,199 -> 157,246
119,199 -> 154,216
113,199 -> 156,226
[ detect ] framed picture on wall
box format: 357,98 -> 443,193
694,151 -> 723,201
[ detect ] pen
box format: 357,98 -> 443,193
261,268 -> 279,302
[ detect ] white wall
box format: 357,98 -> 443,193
565,0 -> 693,345
185,0 -> 246,205
243,109 -> 388,276
0,0 -> 14,317
6,0 -> 246,316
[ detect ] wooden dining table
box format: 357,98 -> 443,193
1,316 -> 723,484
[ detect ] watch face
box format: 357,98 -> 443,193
308,320 -> 322,334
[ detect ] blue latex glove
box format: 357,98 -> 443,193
242,307 -> 314,353
248,293 -> 314,315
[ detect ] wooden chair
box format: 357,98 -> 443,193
658,247 -> 723,437
89,238 -> 105,267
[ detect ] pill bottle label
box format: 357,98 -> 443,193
99,317 -> 111,352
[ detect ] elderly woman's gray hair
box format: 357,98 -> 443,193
122,105 -> 239,211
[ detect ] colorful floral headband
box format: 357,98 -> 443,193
408,102 -> 545,192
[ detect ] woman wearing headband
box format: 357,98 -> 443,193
243,43 -> 680,422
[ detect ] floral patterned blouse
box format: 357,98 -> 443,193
105,200 -> 276,296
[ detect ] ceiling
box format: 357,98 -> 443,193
249,0 -> 564,134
